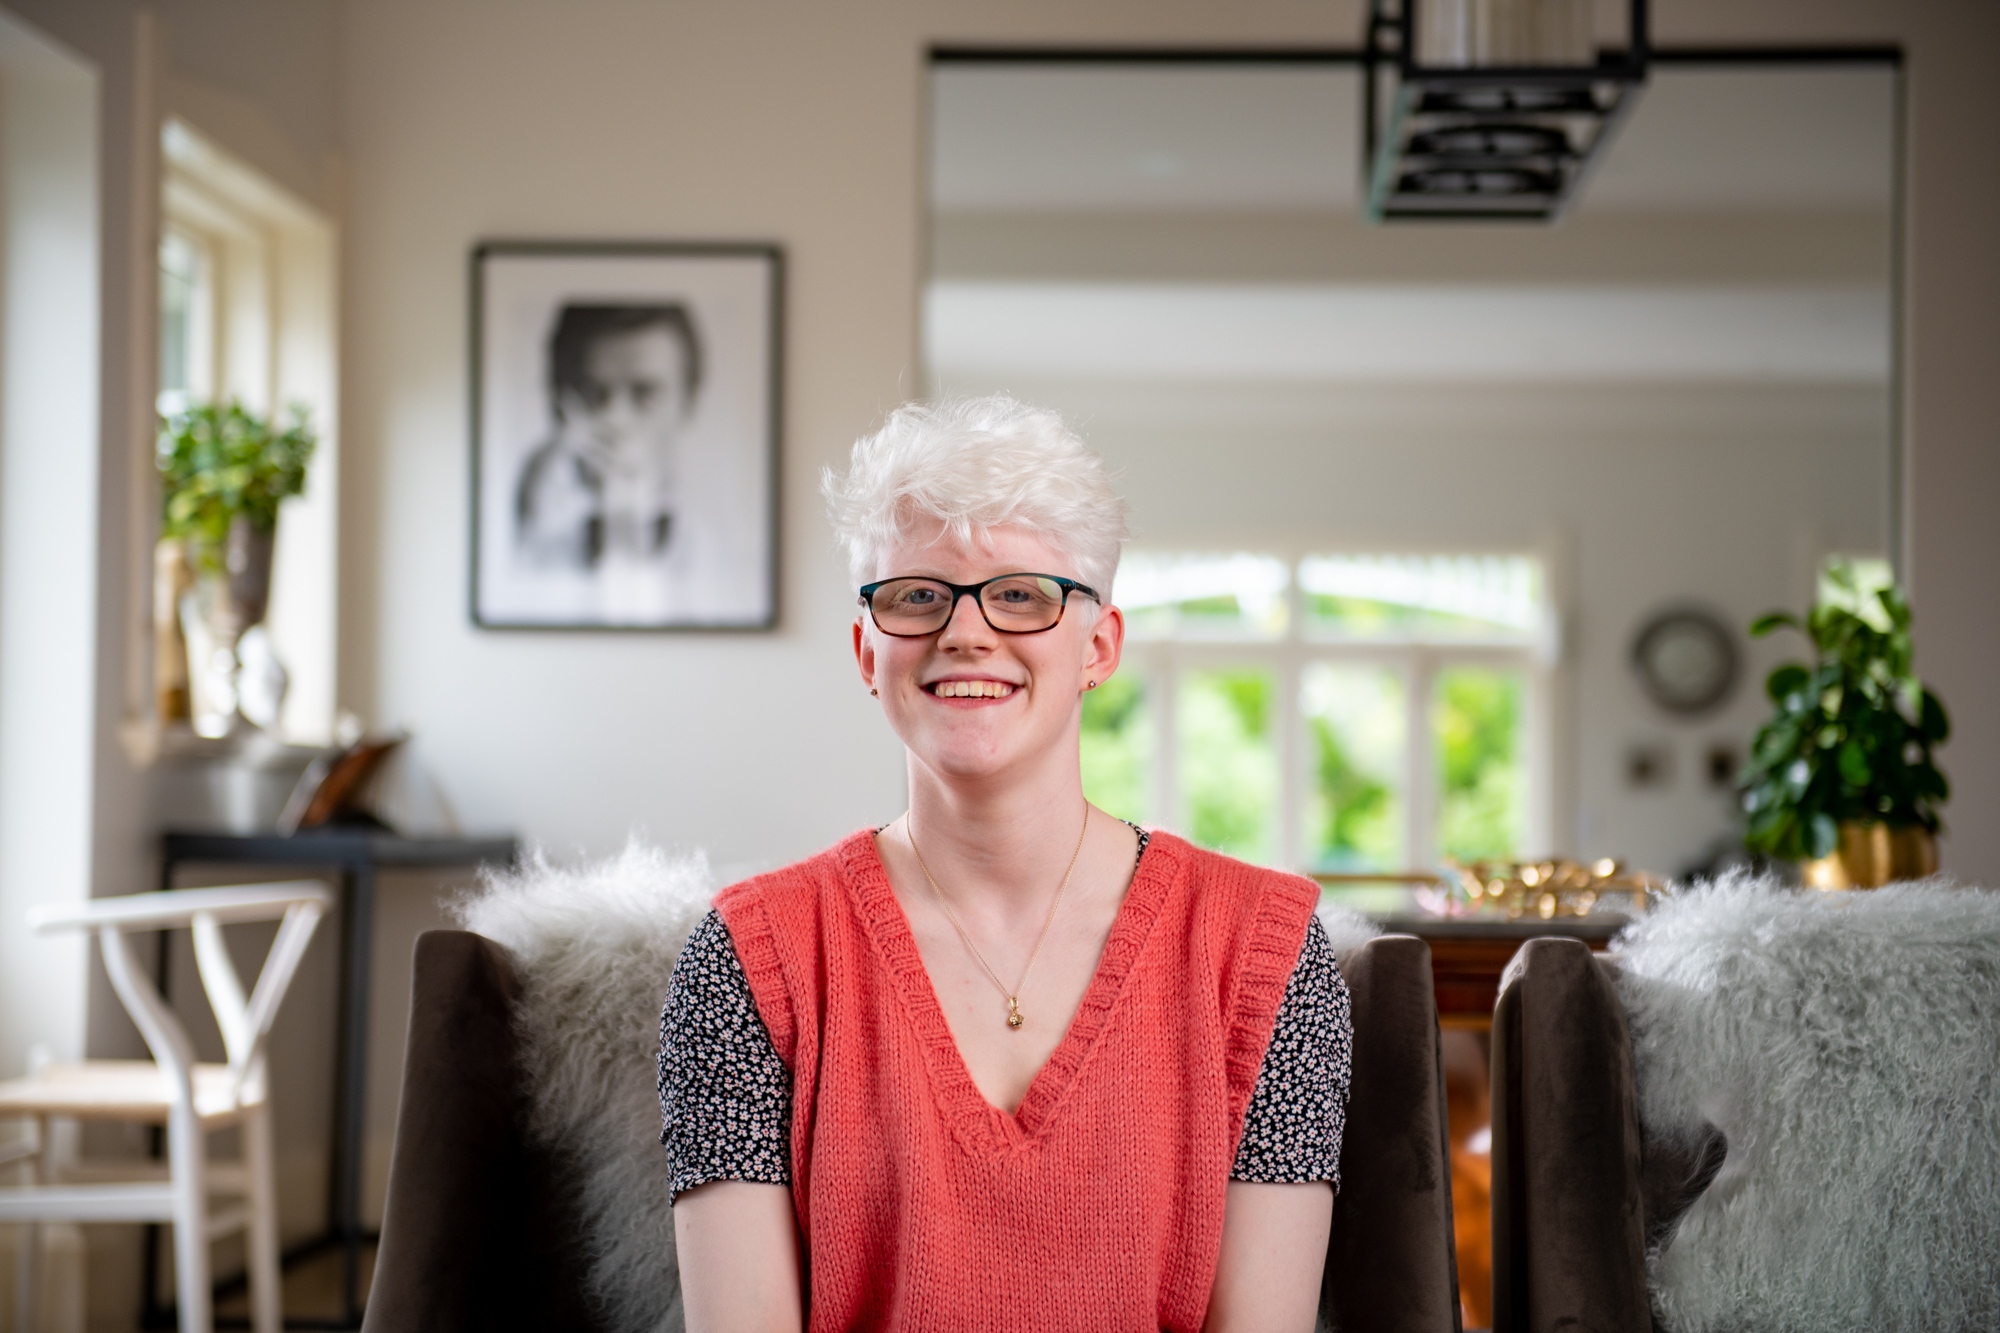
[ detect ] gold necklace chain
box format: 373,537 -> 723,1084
908,804 -> 1091,1030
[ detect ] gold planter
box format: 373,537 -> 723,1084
1800,822 -> 1939,889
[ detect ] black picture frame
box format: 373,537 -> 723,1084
469,240 -> 783,631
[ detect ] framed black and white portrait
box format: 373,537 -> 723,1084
471,242 -> 781,630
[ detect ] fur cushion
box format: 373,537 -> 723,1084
1612,873 -> 2000,1333
1316,901 -> 1383,965
452,840 -> 713,1333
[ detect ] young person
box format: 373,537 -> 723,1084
660,396 -> 1351,1332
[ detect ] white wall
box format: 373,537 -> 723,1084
1896,2 -> 2000,881
0,11 -> 100,1081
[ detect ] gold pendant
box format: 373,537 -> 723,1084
1006,997 -> 1024,1029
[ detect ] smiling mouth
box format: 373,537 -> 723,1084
926,679 -> 1018,699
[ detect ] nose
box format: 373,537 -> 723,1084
935,587 -> 997,649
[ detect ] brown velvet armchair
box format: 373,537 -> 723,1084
1488,938 -> 1726,1333
363,929 -> 1462,1332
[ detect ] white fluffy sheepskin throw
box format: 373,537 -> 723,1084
452,840 -> 713,1333
1316,901 -> 1382,965
1612,873 -> 2000,1333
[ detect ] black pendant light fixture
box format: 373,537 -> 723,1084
1363,0 -> 1649,221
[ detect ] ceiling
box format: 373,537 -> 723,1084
930,62 -> 1897,216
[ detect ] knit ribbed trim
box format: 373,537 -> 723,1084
1219,866 -> 1321,1140
713,877 -> 797,1066
835,825 -> 1179,1159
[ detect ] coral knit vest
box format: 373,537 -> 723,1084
713,828 -> 1320,1333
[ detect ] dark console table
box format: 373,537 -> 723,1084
1377,913 -> 1628,1024
154,829 -> 519,1330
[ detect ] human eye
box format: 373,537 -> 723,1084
987,577 -> 1061,610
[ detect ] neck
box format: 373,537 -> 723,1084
902,741 -> 1091,915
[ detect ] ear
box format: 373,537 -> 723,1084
1082,603 -> 1126,693
853,616 -> 875,692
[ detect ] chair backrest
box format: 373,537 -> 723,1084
1488,937 -> 1725,1333
365,930 -> 598,1333
1323,933 -> 1463,1333
31,882 -> 331,1101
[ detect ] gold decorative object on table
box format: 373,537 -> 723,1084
1430,857 -> 1664,920
1800,821 -> 1938,890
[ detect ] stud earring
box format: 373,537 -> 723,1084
1086,680 -> 1097,690
870,687 -> 879,696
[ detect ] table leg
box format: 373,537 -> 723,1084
326,862 -> 375,1327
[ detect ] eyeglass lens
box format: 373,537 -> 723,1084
868,576 -> 1068,634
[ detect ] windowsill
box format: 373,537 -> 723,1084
121,716 -> 327,768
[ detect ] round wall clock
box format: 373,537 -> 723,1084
1630,608 -> 1740,716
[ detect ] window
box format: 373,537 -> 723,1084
1090,552 -> 1549,881
147,119 -> 339,748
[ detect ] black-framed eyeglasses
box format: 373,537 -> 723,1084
859,573 -> 1100,637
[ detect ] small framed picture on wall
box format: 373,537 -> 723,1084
471,241 -> 782,630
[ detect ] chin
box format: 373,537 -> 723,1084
912,726 -> 1039,783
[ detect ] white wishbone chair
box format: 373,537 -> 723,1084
0,882 -> 329,1333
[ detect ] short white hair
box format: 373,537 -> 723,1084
823,396 -> 1128,598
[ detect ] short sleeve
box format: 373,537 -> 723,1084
657,909 -> 793,1200
1230,913 -> 1354,1187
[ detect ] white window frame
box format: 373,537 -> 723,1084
1118,561 -> 1552,872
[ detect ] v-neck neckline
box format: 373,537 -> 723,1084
836,826 -> 1181,1155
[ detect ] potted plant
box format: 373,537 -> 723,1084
157,402 -> 316,735
1739,560 -> 1950,887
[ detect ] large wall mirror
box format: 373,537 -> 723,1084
926,51 -> 1897,1327
926,55 -> 1895,885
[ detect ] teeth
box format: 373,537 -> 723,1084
933,680 -> 1015,698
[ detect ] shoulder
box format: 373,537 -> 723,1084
707,833 -> 873,1065
1144,829 -> 1321,927
713,828 -> 875,925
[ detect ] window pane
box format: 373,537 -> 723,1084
1081,671 -> 1152,825
1301,663 -> 1405,871
1434,665 -> 1527,862
1301,554 -> 1541,642
1178,667 -> 1279,862
159,230 -> 207,415
1118,552 -> 1288,640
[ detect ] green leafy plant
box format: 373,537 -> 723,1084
157,402 -> 316,568
1739,561 -> 1950,860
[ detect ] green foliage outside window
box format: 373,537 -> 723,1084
1435,666 -> 1525,862
1308,593 -> 1515,639
1311,717 -> 1391,866
1080,672 -> 1152,824
1180,669 -> 1278,861
157,402 -> 316,570
1302,663 -> 1403,871
1739,560 -> 1949,860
